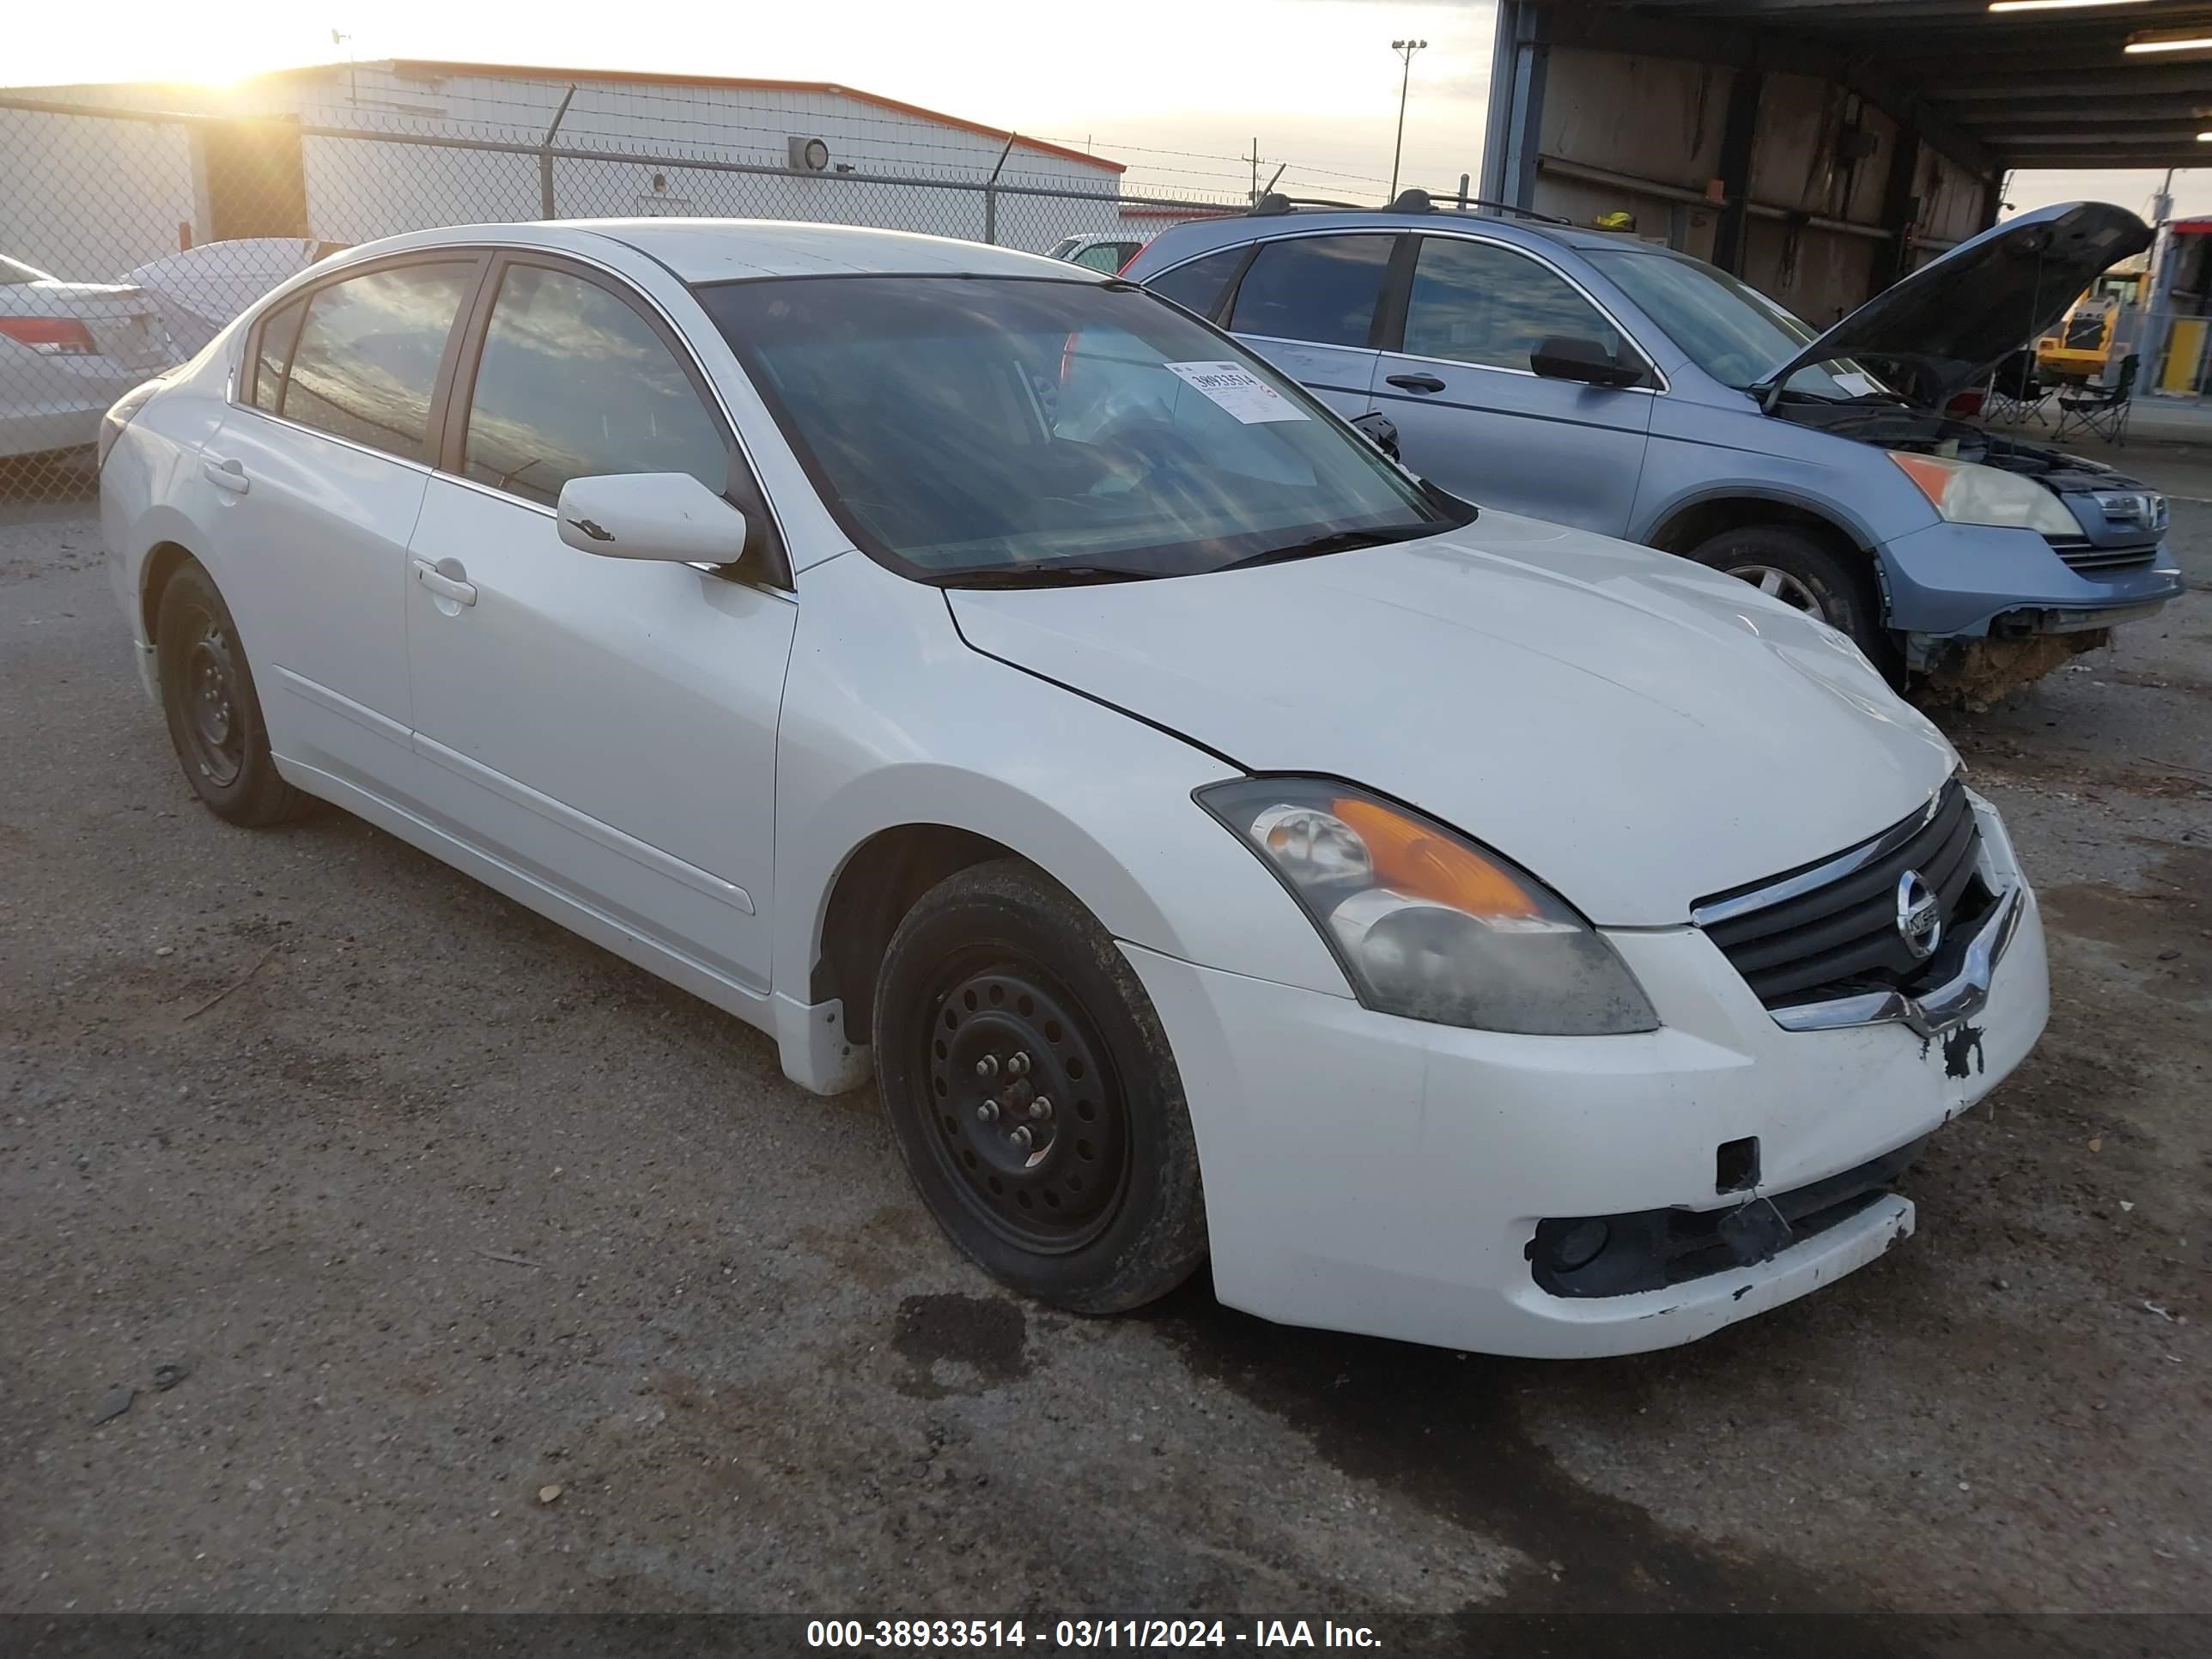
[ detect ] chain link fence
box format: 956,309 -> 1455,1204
0,86 -> 1244,507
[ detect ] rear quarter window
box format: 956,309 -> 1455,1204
1140,245 -> 1248,321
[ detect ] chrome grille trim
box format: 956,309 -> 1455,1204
1690,783 -> 1948,931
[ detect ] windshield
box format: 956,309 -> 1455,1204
1589,248 -> 1893,401
691,275 -> 1450,583
1,255 -> 52,286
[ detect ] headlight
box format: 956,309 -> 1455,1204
1197,778 -> 1657,1036
1889,453 -> 2078,537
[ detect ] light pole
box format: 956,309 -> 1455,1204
1389,38 -> 1427,201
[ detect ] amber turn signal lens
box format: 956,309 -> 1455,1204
1889,452 -> 1954,511
1333,797 -> 1540,918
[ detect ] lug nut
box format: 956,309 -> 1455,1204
976,1099 -> 999,1123
975,1055 -> 999,1079
1030,1096 -> 1053,1121
1008,1124 -> 1033,1152
1006,1053 -> 1031,1079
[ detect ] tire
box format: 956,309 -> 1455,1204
1687,524 -> 1898,677
154,560 -> 306,827
873,859 -> 1207,1314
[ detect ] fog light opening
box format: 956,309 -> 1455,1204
1547,1218 -> 1609,1273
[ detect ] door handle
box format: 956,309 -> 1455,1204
412,558 -> 477,607
202,455 -> 250,494
1385,373 -> 1447,393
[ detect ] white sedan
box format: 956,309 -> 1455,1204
98,220 -> 2050,1357
3,254 -> 171,459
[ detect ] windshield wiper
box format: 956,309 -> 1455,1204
1212,525 -> 1419,574
935,562 -> 1152,589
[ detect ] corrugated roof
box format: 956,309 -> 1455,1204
331,61 -> 1127,174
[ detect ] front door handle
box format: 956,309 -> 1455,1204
412,558 -> 477,607
202,455 -> 250,494
1386,373 -> 1447,393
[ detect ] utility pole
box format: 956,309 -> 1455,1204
1389,39 -> 1427,202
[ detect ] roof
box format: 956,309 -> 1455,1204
1589,0 -> 2212,173
325,61 -> 1127,174
556,219 -> 1097,283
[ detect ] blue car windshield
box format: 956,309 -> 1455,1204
1589,247 -> 1895,401
691,275 -> 1451,584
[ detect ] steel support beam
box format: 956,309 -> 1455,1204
1711,68 -> 1765,276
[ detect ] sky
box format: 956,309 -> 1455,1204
8,0 -> 2204,222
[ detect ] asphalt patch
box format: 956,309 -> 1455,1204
1145,1280 -> 1935,1653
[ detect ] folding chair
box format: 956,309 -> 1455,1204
2053,353 -> 2139,447
1984,349 -> 2050,428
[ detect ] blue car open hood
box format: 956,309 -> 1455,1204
1757,200 -> 2153,408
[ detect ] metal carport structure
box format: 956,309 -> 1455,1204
1480,2 -> 2212,320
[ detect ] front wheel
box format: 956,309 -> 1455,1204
873,860 -> 1207,1314
1688,524 -> 1897,678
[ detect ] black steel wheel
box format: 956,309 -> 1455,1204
875,860 -> 1206,1313
155,560 -> 305,827
924,963 -> 1130,1253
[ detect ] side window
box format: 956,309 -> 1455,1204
1143,246 -> 1247,320
283,262 -> 475,460
1228,234 -> 1395,349
249,295 -> 305,414
1074,243 -> 1132,276
461,264 -> 727,510
1403,237 -> 1623,371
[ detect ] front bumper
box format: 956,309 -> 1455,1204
1127,794 -> 2049,1358
1879,518 -> 2182,641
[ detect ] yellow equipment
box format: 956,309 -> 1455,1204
2035,270 -> 2145,386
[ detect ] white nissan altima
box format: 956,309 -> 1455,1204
99,220 -> 2051,1358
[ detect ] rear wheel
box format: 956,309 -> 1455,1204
155,561 -> 305,827
1688,523 -> 1896,677
873,860 -> 1206,1314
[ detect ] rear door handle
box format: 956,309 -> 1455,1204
1385,373 -> 1446,393
202,456 -> 250,494
412,558 -> 477,607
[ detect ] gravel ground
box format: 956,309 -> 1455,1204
3,443 -> 2209,1635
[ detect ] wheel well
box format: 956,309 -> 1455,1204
139,542 -> 198,646
813,825 -> 1026,1046
1648,498 -> 1868,563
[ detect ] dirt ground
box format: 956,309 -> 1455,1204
3,436 -> 2209,1640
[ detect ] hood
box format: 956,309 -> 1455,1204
1759,200 -> 2151,408
949,514 -> 1958,927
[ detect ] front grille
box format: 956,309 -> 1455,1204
2048,536 -> 2159,572
1695,781 -> 1985,1009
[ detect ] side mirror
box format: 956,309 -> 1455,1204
1349,410 -> 1401,460
1529,335 -> 1647,390
556,472 -> 748,564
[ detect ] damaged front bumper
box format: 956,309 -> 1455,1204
1881,517 -> 2182,669
1119,796 -> 2050,1358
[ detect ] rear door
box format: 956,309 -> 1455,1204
1220,232 -> 1398,420
200,254 -> 482,800
1370,233 -> 1654,535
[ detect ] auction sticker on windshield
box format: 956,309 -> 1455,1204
1164,362 -> 1309,423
